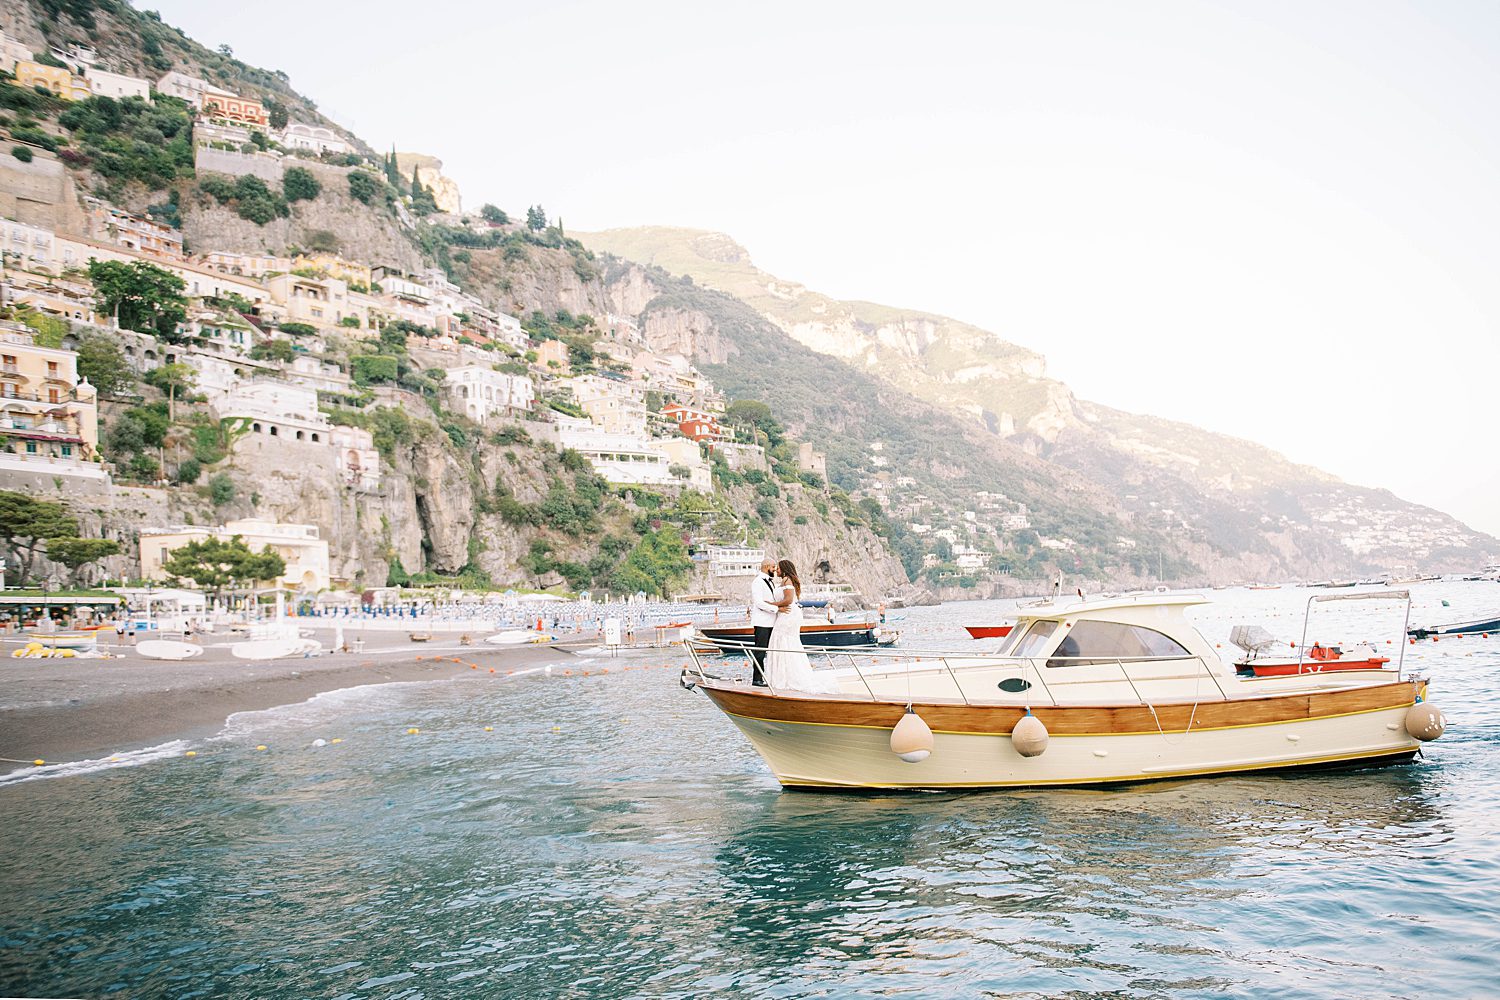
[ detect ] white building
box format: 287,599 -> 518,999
705,545 -> 765,578
556,421 -> 679,488
2,219 -> 55,269
278,121 -> 351,155
84,67 -> 151,100
155,70 -> 217,106
139,518 -> 332,591
217,380 -> 331,443
444,365 -> 534,422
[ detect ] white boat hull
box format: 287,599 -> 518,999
722,704 -> 1419,788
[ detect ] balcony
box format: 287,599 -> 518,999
0,364 -> 22,378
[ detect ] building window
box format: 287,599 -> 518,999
310,433 -> 319,443
24,442 -> 36,454
60,444 -> 71,457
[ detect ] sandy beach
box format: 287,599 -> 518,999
0,627 -> 574,772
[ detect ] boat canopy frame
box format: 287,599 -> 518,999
1297,589 -> 1410,675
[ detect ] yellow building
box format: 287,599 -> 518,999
535,339 -> 569,372
0,323 -> 99,464
139,518 -> 332,592
293,253 -> 374,288
15,60 -> 90,101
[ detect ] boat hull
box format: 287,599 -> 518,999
963,625 -> 1014,639
1408,616 -> 1500,639
700,680 -> 1423,789
1237,657 -> 1391,677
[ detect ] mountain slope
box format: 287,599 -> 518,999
579,227 -> 1497,575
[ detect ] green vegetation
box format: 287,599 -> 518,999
45,536 -> 121,586
480,204 -> 507,224
282,165 -> 321,202
11,146 -> 31,162
198,173 -> 289,225
249,338 -> 296,363
86,259 -> 187,341
0,492 -> 77,585
55,93 -> 194,189
161,535 -> 286,598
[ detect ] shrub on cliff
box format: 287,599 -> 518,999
282,165 -> 321,202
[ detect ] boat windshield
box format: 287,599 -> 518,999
1047,620 -> 1192,667
1009,620 -> 1058,658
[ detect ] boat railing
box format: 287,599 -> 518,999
684,643 -> 1232,710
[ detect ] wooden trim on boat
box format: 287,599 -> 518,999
700,680 -> 1420,737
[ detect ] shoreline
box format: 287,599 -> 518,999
0,637 -> 568,773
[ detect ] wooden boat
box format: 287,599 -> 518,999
681,594 -> 1446,790
1408,615 -> 1500,639
963,625 -> 1014,640
691,619 -> 879,654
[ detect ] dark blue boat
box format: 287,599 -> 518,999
1408,614 -> 1500,639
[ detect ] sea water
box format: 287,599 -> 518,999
1,583 -> 1497,998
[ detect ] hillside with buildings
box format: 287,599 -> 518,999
580,227 -> 1499,579
0,0 -> 1490,606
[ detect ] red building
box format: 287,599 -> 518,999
662,403 -> 722,442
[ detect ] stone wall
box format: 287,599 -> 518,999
193,146 -> 284,182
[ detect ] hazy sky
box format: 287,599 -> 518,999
150,0 -> 1500,535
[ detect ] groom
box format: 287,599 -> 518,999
748,556 -> 780,687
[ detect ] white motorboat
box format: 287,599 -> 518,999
682,593 -> 1446,790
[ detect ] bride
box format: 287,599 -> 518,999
765,559 -> 842,695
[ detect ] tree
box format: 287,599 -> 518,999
0,492 -> 77,585
249,338 -> 296,363
162,535 -> 286,598
348,169 -> 380,205
351,354 -> 398,385
74,332 -> 136,397
480,203 -> 507,224
725,399 -> 773,428
144,362 -> 195,419
208,473 -> 236,506
87,259 -> 187,340
526,205 -> 547,231
283,166 -> 321,202
266,100 -> 288,131
44,536 -> 121,586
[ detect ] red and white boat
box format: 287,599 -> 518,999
1236,643 -> 1391,678
963,625 -> 1014,640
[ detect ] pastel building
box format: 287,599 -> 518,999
571,374 -> 646,435
15,60 -> 90,101
199,251 -> 292,278
2,219 -> 57,269
330,425 -> 380,490
155,70 -> 216,105
0,325 -> 101,478
201,90 -> 269,128
265,272 -> 365,330
535,339 -> 569,372
140,518 -> 332,592
86,198 -> 184,260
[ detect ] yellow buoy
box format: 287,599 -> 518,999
185,750 -> 197,757
890,708 -> 934,763
1405,703 -> 1446,742
406,727 -> 420,735
1011,714 -> 1049,757
483,726 -> 493,732
32,759 -> 44,766
255,745 -> 267,751
330,738 -> 343,745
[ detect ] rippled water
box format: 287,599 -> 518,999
2,584 -> 1498,998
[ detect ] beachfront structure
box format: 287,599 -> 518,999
140,518 -> 332,592
0,324 -> 101,480
278,122 -> 351,155
84,67 -> 151,100
444,365 -> 535,422
704,546 -> 765,578
15,60 -> 90,101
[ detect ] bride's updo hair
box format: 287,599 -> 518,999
776,559 -> 801,597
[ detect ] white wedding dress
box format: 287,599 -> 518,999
765,584 -> 842,694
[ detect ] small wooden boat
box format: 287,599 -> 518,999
691,619 -> 879,654
963,625 -> 1014,640
1236,644 -> 1391,677
681,593 -> 1447,790
1408,615 -> 1500,639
